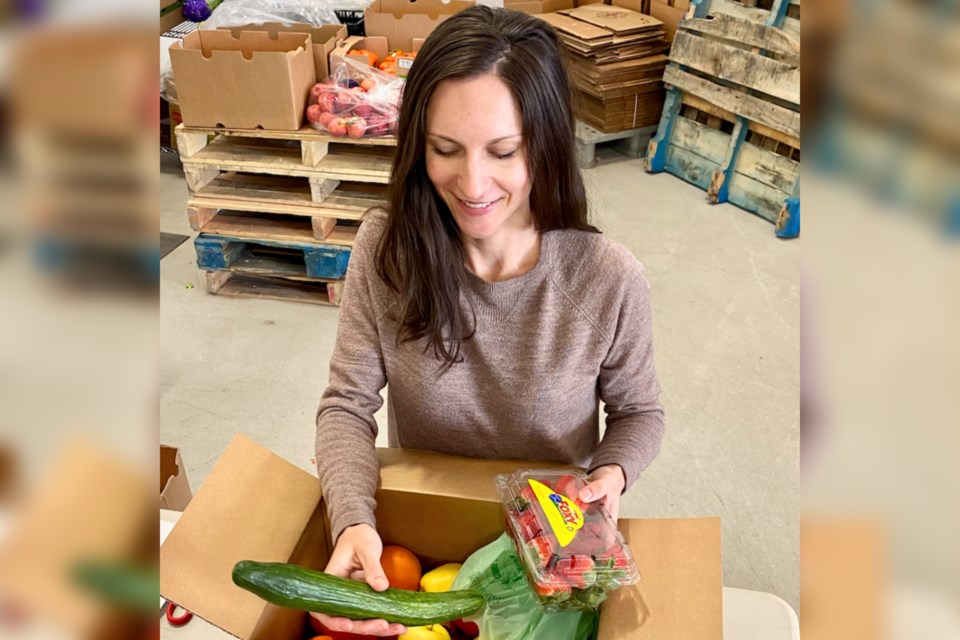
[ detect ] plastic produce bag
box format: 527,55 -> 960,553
450,534 -> 599,640
306,55 -> 402,138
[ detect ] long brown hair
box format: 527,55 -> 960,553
375,6 -> 597,372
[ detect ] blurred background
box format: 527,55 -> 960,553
0,0 -> 957,637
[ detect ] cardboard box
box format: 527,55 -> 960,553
649,0 -> 688,41
0,441 -> 154,638
330,34 -> 426,79
505,0 -> 575,16
363,0 -> 475,53
217,23 -> 348,82
160,445 -> 192,511
160,434 -> 723,639
0,445 -> 15,502
169,30 -> 316,130
161,0 -> 184,36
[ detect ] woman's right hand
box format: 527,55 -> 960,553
309,523 -> 407,637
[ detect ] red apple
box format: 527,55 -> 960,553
347,117 -> 367,139
317,111 -> 336,128
335,91 -> 356,113
353,104 -> 376,119
316,92 -> 336,113
327,117 -> 348,137
306,103 -> 322,124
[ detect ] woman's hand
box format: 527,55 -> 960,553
309,523 -> 407,637
578,464 -> 627,521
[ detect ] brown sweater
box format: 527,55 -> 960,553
316,217 -> 664,542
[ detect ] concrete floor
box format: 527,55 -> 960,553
160,147 -> 800,609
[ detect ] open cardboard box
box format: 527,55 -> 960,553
217,23 -> 348,82
169,30 -> 316,130
363,0 -> 475,53
0,440 -> 154,639
330,35 -> 425,79
160,434 -> 722,639
160,445 -> 193,511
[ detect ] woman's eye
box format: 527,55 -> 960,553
494,150 -> 518,160
430,146 -> 457,157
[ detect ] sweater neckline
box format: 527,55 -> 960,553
461,231 -> 556,318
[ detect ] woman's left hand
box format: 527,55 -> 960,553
578,464 -> 626,521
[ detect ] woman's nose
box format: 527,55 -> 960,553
457,155 -> 491,200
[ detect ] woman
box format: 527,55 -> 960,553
314,6 -> 664,636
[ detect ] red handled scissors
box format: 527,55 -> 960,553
164,600 -> 193,626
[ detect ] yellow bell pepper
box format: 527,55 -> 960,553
419,563 -> 462,593
398,624 -> 450,640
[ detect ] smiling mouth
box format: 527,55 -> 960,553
459,198 -> 498,208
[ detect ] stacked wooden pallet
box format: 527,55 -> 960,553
175,124 -> 393,305
645,3 -> 801,237
539,6 -> 670,134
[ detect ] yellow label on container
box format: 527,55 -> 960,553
529,479 -> 584,547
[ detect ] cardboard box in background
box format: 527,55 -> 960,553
0,441 -> 154,638
331,34 -> 426,79
160,434 -> 723,640
648,0 -> 688,41
161,0 -> 184,35
169,30 -> 316,130
505,0 -> 574,16
160,445 -> 192,511
217,23 -> 347,82
363,0 -> 475,53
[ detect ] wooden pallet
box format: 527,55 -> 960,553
646,14 -> 800,237
575,121 -> 659,168
689,0 -> 800,39
175,124 -> 395,196
204,266 -> 344,306
194,229 -> 352,280
187,173 -> 387,241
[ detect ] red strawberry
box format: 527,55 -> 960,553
517,509 -> 543,542
554,474 -> 583,501
555,554 -> 597,589
532,580 -> 571,602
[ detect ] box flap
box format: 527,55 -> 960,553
159,434 -> 322,640
377,448 -> 570,502
160,445 -> 192,511
538,12 -> 612,40
376,0 -> 474,17
558,5 -> 663,35
598,517 -> 723,639
0,440 -> 152,636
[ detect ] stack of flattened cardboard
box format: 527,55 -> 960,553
540,3 -> 670,133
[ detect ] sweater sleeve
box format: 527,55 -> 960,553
590,260 -> 665,490
315,220 -> 387,543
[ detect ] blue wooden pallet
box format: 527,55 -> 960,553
195,233 -> 351,280
645,9 -> 801,238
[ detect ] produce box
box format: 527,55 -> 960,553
497,469 -> 640,611
504,0 -> 574,15
160,444 -> 192,511
169,30 -> 316,130
330,33 -> 426,78
0,441 -> 154,638
363,0 -> 475,53
161,0 -> 184,35
216,23 -> 348,82
159,434 -> 723,639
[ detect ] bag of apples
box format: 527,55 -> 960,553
305,53 -> 402,139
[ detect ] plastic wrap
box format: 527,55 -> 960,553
305,54 -> 402,138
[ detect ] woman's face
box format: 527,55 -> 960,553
424,73 -> 533,243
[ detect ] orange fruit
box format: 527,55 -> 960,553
380,545 -> 422,591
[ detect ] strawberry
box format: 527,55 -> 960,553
532,580 -> 571,603
554,474 -> 582,501
517,509 -> 543,542
555,555 -> 597,589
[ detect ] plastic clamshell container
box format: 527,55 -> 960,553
496,469 -> 640,611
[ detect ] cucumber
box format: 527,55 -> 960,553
232,561 -> 484,626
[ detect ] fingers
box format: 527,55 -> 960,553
356,542 -> 390,591
310,613 -> 406,637
323,542 -> 355,578
579,477 -> 614,503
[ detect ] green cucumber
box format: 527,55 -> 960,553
232,561 -> 484,625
